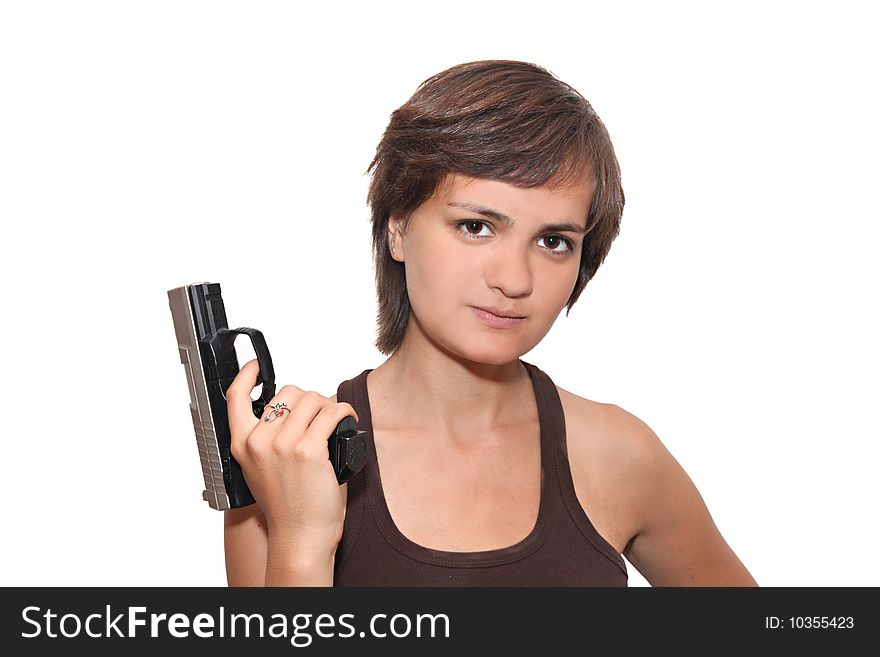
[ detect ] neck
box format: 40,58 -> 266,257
367,320 -> 533,441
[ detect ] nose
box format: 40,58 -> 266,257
484,245 -> 533,298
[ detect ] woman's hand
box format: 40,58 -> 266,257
225,359 -> 357,557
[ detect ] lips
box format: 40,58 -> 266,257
470,306 -> 526,329
473,306 -> 525,319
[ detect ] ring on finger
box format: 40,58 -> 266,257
263,401 -> 289,423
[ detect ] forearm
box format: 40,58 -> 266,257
264,535 -> 336,587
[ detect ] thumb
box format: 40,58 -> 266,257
226,358 -> 261,441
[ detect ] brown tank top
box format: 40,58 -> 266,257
333,359 -> 628,586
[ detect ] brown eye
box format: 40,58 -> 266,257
456,221 -> 492,239
537,234 -> 574,255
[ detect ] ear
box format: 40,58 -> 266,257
387,214 -> 406,262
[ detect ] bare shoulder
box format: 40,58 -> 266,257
555,386 -> 758,586
557,388 -> 679,508
556,386 -> 659,478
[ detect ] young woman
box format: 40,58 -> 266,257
223,60 -> 758,587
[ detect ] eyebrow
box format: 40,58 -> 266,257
447,201 -> 588,235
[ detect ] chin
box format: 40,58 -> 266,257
418,311 -> 538,366
448,338 -> 529,368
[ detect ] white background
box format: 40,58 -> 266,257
1,1 -> 877,587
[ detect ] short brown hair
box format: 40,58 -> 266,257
366,60 -> 624,355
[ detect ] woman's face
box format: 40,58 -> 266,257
390,172 -> 593,365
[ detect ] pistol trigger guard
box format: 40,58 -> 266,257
232,327 -> 276,412
213,326 -> 277,418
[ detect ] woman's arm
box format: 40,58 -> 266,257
612,406 -> 758,586
224,499 -> 337,587
224,504 -> 268,586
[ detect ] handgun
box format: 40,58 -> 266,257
167,281 -> 368,510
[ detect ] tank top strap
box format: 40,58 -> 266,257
522,360 -> 628,575
520,360 -> 563,465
